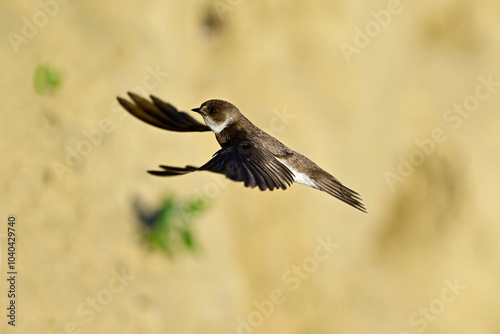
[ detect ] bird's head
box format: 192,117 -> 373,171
192,99 -> 241,134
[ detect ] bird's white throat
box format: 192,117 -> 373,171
204,117 -> 232,134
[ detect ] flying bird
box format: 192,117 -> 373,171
117,93 -> 366,212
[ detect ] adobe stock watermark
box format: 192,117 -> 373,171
385,74 -> 499,191
192,106 -> 295,201
339,0 -> 404,64
213,0 -> 245,21
225,235 -> 339,334
48,268 -> 135,334
7,0 -> 73,53
51,65 -> 168,182
398,278 -> 466,334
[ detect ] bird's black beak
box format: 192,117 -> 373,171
191,107 -> 202,114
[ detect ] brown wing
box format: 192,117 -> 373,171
149,141 -> 295,191
117,92 -> 210,132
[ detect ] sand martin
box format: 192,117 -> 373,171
117,93 -> 366,212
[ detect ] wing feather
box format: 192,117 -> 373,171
148,142 -> 294,192
117,93 -> 210,132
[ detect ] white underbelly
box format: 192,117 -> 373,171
277,159 -> 317,187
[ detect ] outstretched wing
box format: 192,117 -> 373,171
117,92 -> 210,132
149,141 -> 295,191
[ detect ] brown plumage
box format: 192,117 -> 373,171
117,93 -> 366,212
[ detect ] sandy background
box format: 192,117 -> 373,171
1,0 -> 500,333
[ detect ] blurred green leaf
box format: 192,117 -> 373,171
33,63 -> 62,95
181,229 -> 196,250
185,197 -> 208,215
141,195 -> 208,255
148,225 -> 170,252
156,197 -> 176,228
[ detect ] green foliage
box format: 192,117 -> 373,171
144,196 -> 208,255
33,63 -> 62,95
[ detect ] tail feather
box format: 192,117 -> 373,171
313,176 -> 366,212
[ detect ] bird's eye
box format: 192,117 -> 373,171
209,107 -> 216,115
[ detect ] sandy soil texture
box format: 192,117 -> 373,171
1,1 -> 500,333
